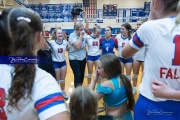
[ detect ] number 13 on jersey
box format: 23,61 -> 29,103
0,88 -> 7,120
172,35 -> 180,65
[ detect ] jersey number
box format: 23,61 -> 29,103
0,88 -> 7,120
58,48 -> 63,53
92,41 -> 98,46
122,42 -> 125,47
172,35 -> 180,65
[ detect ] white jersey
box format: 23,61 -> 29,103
116,34 -> 130,57
0,64 -> 67,120
130,18 -> 180,101
49,40 -> 67,62
85,35 -> 101,56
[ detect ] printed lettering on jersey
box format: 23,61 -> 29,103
58,48 -> 63,53
80,38 -> 86,49
105,43 -> 110,51
122,42 -> 125,47
0,88 -> 7,120
160,67 -> 179,79
92,41 -> 98,46
172,35 -> 180,65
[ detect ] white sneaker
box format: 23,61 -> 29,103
62,91 -> 69,99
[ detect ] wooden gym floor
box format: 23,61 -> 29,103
63,50 -> 142,114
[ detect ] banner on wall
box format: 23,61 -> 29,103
28,3 -> 83,23
27,2 -> 149,23
103,4 -> 117,16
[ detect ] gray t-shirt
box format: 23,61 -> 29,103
68,31 -> 87,60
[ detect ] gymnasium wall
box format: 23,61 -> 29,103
24,0 -> 148,31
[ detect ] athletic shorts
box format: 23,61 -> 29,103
119,57 -> 133,64
133,59 -> 144,63
134,94 -> 180,120
87,55 -> 101,61
53,61 -> 66,69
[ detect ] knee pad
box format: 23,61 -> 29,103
87,74 -> 92,78
60,80 -> 65,83
126,75 -> 131,80
57,80 -> 65,84
132,74 -> 138,79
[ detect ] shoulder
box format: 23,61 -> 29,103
111,37 -> 118,44
137,20 -> 156,33
34,67 -> 57,86
101,80 -> 113,88
48,40 -> 55,44
112,37 -> 117,41
69,32 -> 76,39
116,34 -> 121,38
63,40 -> 68,44
100,37 -> 105,42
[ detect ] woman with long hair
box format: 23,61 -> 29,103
122,0 -> 180,119
0,7 -> 69,120
89,54 -> 135,119
50,27 -> 68,99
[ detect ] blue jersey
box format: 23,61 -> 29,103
100,37 -> 118,55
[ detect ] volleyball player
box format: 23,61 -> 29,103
122,0 -> 180,119
116,23 -> 132,81
50,28 -> 68,99
0,7 -> 69,120
132,18 -> 148,93
85,24 -> 101,85
100,26 -> 118,55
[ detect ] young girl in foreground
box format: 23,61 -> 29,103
89,54 -> 135,119
69,86 -> 98,120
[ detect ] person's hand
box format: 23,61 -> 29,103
93,70 -> 99,82
83,11 -> 87,18
80,31 -> 85,37
152,80 -> 175,99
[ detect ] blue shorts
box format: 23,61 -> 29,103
87,55 -> 101,61
53,61 -> 66,69
119,57 -> 133,64
134,94 -> 180,120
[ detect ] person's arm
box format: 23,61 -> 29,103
34,71 -> 69,120
89,70 -> 106,100
72,31 -> 84,50
121,42 -> 138,59
152,80 -> 180,100
83,11 -> 89,31
73,16 -> 77,25
89,70 -> 99,90
47,112 -> 70,120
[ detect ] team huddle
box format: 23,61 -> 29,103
0,0 -> 180,120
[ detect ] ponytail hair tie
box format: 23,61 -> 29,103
17,17 -> 31,23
